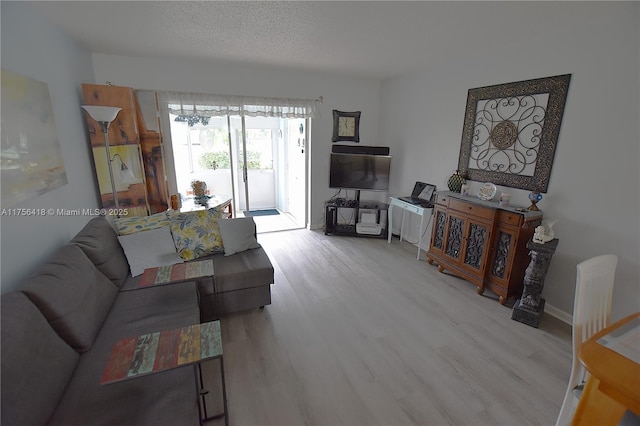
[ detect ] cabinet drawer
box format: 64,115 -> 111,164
449,198 -> 495,220
436,194 -> 450,207
497,210 -> 523,227
399,203 -> 421,215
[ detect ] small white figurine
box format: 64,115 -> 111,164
533,219 -> 558,244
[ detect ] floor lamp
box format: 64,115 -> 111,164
111,153 -> 139,185
81,105 -> 123,213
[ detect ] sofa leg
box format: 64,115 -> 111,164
259,306 -> 265,310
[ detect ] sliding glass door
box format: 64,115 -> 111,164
158,90 -> 316,231
169,113 -> 305,229
169,115 -> 234,202
229,116 -> 279,215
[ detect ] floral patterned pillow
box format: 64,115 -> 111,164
169,208 -> 224,260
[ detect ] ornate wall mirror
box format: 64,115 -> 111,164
457,74 -> 571,192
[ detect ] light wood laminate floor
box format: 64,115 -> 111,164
204,229 -> 571,426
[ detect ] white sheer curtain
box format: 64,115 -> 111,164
154,90 -> 319,118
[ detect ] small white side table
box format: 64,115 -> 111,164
387,197 -> 433,260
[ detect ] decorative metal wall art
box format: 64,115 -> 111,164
457,74 -> 571,192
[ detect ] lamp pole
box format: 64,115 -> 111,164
100,122 -> 120,212
81,106 -> 122,215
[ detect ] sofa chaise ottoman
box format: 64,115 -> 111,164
110,210 -> 275,322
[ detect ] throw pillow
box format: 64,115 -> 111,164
217,217 -> 261,256
114,211 -> 170,235
117,226 -> 183,276
169,208 -> 224,260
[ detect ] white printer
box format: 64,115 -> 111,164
356,213 -> 383,235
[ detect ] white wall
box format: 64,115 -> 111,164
380,2 -> 639,321
90,54 -> 382,229
0,3 -> 97,293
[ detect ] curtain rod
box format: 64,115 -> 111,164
133,87 -> 323,104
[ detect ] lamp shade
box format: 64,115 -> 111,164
119,162 -> 140,185
81,105 -> 122,123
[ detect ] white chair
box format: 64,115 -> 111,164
555,254 -> 618,426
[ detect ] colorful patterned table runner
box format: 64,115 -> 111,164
139,259 -> 214,287
101,321 -> 222,385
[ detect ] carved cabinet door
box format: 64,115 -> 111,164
487,225 -> 518,290
443,211 -> 467,264
460,216 -> 493,278
428,206 -> 448,259
484,213 -> 539,305
436,209 -> 494,284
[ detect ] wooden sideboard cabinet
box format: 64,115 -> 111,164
427,192 -> 542,304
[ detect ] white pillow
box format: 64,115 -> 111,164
217,217 -> 261,256
117,226 -> 183,276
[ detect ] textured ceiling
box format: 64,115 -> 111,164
30,1 -> 584,79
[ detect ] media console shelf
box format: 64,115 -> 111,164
325,190 -> 388,239
427,191 -> 543,305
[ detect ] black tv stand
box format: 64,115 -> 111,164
324,190 -> 388,238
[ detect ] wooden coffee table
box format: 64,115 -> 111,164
101,320 -> 228,425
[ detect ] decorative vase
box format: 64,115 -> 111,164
191,180 -> 209,206
528,191 -> 543,211
447,170 -> 466,193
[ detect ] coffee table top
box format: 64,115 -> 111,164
139,259 -> 214,288
101,320 -> 222,385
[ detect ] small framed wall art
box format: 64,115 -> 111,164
332,110 -> 361,143
457,74 -> 571,192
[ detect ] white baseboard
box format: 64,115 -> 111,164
543,303 -> 572,325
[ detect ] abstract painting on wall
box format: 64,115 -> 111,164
1,69 -> 68,207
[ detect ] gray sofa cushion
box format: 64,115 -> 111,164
211,247 -> 274,293
1,292 -> 80,426
49,283 -> 200,426
118,273 -> 144,292
197,247 -> 274,317
21,244 -> 118,352
71,216 -> 130,288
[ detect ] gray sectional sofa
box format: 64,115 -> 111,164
1,215 -> 274,425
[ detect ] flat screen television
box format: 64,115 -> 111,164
329,153 -> 391,191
